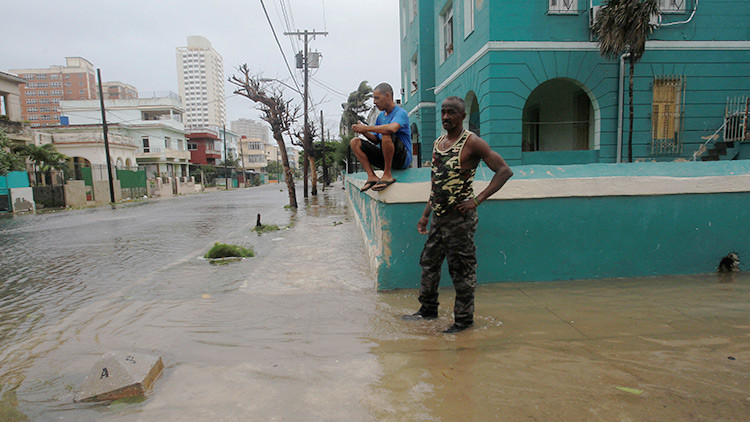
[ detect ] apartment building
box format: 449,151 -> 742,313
176,36 -> 226,129
10,57 -> 98,127
230,118 -> 270,143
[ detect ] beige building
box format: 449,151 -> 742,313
239,136 -> 267,173
176,36 -> 225,129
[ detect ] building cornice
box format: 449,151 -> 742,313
407,102 -> 437,116
435,40 -> 750,94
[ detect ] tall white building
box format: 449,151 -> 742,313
176,36 -> 225,129
230,118 -> 270,144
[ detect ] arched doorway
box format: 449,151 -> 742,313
465,91 -> 480,136
69,157 -> 91,181
522,78 -> 598,152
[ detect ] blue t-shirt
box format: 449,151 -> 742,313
375,105 -> 412,168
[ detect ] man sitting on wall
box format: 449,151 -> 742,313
350,82 -> 412,192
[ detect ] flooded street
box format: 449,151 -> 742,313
1,183 -> 749,421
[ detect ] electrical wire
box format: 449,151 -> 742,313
259,0 -> 302,93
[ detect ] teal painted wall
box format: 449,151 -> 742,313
401,0 -> 750,165
0,171 -> 30,190
347,161 -> 750,290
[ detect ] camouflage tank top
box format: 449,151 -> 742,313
430,130 -> 475,217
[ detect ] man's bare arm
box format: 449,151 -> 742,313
456,136 -> 513,213
352,121 -> 401,138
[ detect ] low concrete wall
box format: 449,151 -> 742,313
93,180 -> 122,205
10,187 -> 35,213
148,178 -> 173,198
176,176 -> 199,195
347,161 -> 750,290
64,180 -> 87,208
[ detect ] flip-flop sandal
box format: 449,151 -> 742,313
360,180 -> 377,192
372,179 -> 396,191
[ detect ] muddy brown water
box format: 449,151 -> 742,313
1,183 -> 748,421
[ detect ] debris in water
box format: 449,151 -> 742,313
615,386 -> 643,395
204,243 -> 254,259
75,352 -> 163,402
202,294 -> 211,299
728,356 -> 736,360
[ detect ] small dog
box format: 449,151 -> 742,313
718,252 -> 740,272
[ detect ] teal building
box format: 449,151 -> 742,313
400,0 -> 750,165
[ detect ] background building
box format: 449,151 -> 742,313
230,118 -> 270,143
102,81 -> 138,99
176,36 -> 226,129
239,136 -> 267,173
10,57 -> 98,127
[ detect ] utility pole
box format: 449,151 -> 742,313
223,125 -> 228,190
284,29 -> 327,197
96,69 -> 116,204
320,109 -> 326,191
238,136 -> 245,187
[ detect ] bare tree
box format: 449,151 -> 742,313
292,120 -> 319,196
229,64 -> 299,208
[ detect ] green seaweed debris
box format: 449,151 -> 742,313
253,224 -> 281,233
204,243 -> 254,259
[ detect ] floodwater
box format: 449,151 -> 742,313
1,183 -> 748,421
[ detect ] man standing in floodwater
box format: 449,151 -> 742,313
350,83 -> 412,192
403,96 -> 513,333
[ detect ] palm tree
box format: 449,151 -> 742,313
594,0 -> 659,162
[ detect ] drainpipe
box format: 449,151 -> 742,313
616,52 -> 630,164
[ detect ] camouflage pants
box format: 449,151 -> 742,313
418,209 -> 478,324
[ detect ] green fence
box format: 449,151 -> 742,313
116,169 -> 147,199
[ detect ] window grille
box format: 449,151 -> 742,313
651,75 -> 686,155
658,0 -> 686,13
549,0 -> 577,14
724,97 -> 749,143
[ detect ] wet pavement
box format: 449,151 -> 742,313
1,182 -> 748,421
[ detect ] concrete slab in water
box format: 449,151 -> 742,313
74,351 -> 163,402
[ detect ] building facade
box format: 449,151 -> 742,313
10,57 -> 98,127
176,36 -> 226,129
401,0 -> 750,165
60,92 -> 191,178
187,130 -> 222,166
239,136 -> 268,173
230,118 -> 270,143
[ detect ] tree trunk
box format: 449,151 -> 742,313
628,56 -> 635,163
274,133 -> 297,208
303,157 -> 309,198
309,155 -> 317,196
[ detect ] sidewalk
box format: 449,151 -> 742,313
369,273 -> 750,420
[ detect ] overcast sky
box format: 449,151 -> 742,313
1,0 -> 401,138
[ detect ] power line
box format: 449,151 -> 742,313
258,0 -> 302,93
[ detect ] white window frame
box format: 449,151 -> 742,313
440,2 -> 454,63
548,0 -> 578,14
401,3 -> 407,38
658,0 -> 687,14
410,55 -> 418,95
464,0 -> 474,38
